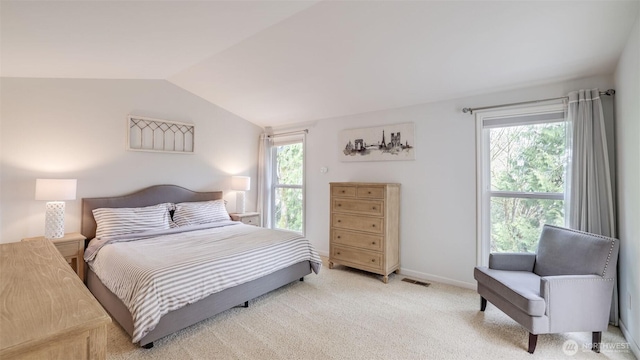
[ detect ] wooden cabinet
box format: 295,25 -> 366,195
0,239 -> 111,360
230,212 -> 261,226
329,182 -> 400,283
22,232 -> 86,282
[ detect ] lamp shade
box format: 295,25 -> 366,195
35,179 -> 77,201
231,176 -> 251,191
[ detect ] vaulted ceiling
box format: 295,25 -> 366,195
2,1 -> 638,127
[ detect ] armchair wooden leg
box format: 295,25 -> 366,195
480,297 -> 487,311
528,333 -> 538,354
592,331 -> 601,353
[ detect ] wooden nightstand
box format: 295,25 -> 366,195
230,212 -> 261,226
22,232 -> 86,282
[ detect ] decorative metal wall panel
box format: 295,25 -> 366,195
128,115 -> 194,153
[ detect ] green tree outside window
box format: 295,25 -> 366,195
489,122 -> 566,252
274,142 -> 304,232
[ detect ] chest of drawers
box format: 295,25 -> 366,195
329,182 -> 400,283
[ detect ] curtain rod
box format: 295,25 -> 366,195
462,89 -> 615,115
265,129 -> 308,138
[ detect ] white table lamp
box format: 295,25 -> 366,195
231,176 -> 250,214
35,179 -> 77,239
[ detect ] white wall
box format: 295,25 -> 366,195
0,78 -> 262,244
304,74 -> 615,288
614,12 -> 640,357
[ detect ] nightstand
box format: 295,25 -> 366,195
22,232 -> 86,282
230,212 -> 261,226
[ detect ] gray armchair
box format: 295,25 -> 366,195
473,224 -> 619,353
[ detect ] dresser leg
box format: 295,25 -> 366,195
329,262 -> 334,269
383,275 -> 389,284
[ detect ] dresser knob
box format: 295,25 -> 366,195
338,220 -> 341,223
371,259 -> 375,262
372,224 -> 376,227
371,242 -> 376,245
368,191 -> 372,194
341,190 -> 345,193
337,236 -> 341,239
338,204 -> 342,207
337,252 -> 341,255
372,207 -> 376,210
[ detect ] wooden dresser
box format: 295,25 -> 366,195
0,239 -> 111,360
329,182 -> 400,283
22,232 -> 86,282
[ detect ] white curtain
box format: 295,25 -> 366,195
257,134 -> 273,228
565,88 -> 618,324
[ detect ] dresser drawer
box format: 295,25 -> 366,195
240,215 -> 259,226
332,214 -> 384,234
230,213 -> 261,226
332,229 -> 383,251
332,198 -> 383,216
331,185 -> 357,197
55,241 -> 80,258
357,186 -> 385,199
332,245 -> 383,271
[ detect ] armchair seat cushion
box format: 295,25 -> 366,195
474,267 -> 546,316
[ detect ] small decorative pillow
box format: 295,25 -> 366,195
93,203 -> 173,239
173,199 -> 230,226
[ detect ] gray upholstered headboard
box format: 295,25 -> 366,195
81,185 -> 223,240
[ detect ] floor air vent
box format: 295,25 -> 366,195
401,278 -> 431,287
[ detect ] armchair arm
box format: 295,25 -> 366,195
489,252 -> 536,271
540,275 -> 615,333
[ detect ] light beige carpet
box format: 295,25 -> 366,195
106,259 -> 636,360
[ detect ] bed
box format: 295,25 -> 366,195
81,184 -> 321,348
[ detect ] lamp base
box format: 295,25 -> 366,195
44,201 -> 65,239
236,191 -> 246,214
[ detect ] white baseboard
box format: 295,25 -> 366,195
619,319 -> 640,359
399,267 -> 476,290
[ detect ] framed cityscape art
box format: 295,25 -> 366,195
339,122 -> 415,162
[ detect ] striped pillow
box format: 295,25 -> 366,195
173,200 -> 230,226
93,203 -> 173,239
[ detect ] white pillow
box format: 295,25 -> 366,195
93,203 -> 173,239
173,199 -> 230,226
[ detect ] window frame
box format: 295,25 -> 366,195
269,135 -> 306,235
475,103 -> 566,266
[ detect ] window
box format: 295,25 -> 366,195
270,137 -> 305,233
477,104 -> 566,265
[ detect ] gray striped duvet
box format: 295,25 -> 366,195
86,223 -> 322,343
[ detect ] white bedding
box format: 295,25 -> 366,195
85,222 -> 321,343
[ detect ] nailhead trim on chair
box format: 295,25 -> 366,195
544,225 -> 617,278
603,242 -> 615,277
546,278 -> 613,283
